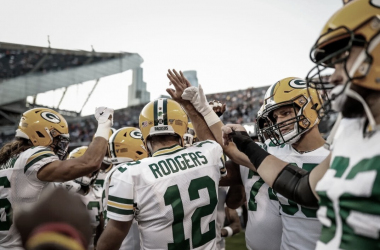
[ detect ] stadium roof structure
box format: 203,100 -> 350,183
0,42 -> 144,107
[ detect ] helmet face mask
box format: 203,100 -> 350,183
15,108 -> 70,157
306,0 -> 380,128
306,26 -> 369,118
51,133 -> 70,160
261,102 -> 310,146
183,122 -> 196,147
259,77 -> 322,146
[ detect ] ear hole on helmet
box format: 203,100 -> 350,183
36,131 -> 45,138
136,151 -> 143,155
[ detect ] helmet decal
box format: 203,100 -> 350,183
288,79 -> 307,89
154,99 -> 168,126
40,111 -> 61,124
130,130 -> 142,139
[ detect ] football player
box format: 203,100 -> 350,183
103,126 -> 148,250
220,77 -> 329,250
63,146 -> 104,250
220,1 -> 380,249
0,107 -> 113,249
97,98 -> 226,250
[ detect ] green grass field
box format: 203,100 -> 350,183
225,231 -> 247,250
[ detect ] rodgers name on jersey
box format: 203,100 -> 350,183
316,118 -> 380,250
105,140 -> 226,250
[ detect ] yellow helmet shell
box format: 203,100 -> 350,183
314,0 -> 380,90
15,108 -> 69,146
139,98 -> 188,146
108,127 -> 148,163
68,146 -> 88,159
263,77 -> 322,129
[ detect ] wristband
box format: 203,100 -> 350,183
229,131 -> 270,170
204,111 -> 220,127
223,226 -> 233,237
94,120 -> 111,140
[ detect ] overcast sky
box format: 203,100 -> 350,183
2,0 -> 342,116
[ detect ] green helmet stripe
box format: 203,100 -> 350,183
154,100 -> 158,126
163,98 -> 168,125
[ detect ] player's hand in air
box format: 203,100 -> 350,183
166,69 -> 192,104
95,107 -> 114,125
209,100 -> 226,117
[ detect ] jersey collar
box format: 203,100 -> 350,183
152,144 -> 184,157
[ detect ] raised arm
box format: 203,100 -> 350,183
223,124 -> 331,208
37,107 -> 113,182
166,69 -> 216,142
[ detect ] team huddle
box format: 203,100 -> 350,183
0,0 -> 379,249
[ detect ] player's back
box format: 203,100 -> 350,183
106,140 -> 225,250
0,146 -> 58,249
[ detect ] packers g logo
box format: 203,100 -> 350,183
41,112 -> 61,123
130,130 -> 142,139
289,79 -> 306,89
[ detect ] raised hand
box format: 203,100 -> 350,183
166,69 -> 191,104
95,107 -> 114,125
209,100 -> 226,117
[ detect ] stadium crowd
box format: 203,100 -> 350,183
0,48 -> 115,81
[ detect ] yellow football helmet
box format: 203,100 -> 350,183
68,146 -> 98,186
183,122 -> 197,147
15,108 -> 70,159
306,0 -> 380,120
108,127 -> 148,164
139,98 -> 188,155
260,77 -> 323,145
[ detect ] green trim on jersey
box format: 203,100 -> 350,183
107,206 -> 134,215
109,195 -> 133,204
153,145 -> 185,157
24,152 -> 55,173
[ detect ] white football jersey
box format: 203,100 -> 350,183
240,159 -> 282,250
264,140 -> 329,250
105,140 -> 226,250
316,118 -> 380,250
0,146 -> 58,249
241,140 -> 329,250
103,167 -> 141,250
77,186 -> 103,250
216,187 -> 228,250
95,168 -> 113,190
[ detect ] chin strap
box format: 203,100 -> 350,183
345,84 -> 380,133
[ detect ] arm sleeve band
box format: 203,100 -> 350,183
229,131 -> 270,169
272,164 -> 319,209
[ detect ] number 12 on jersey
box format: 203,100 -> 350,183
164,176 -> 217,250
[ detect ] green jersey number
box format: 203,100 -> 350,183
279,163 -> 318,218
247,170 -> 277,211
319,156 -> 380,249
87,201 -> 101,222
164,176 -> 217,249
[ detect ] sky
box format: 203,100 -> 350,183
2,0 -> 342,116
